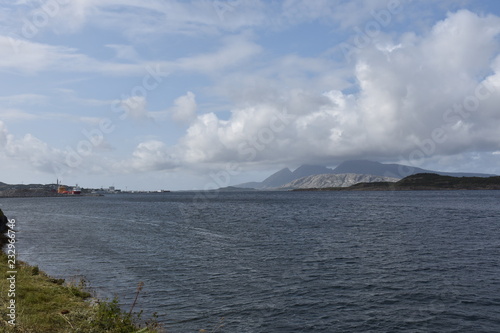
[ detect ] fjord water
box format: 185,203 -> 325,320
3,190 -> 500,332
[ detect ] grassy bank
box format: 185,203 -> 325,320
0,251 -> 163,332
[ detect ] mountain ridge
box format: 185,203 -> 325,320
237,165 -> 334,189
332,160 -> 495,178
235,160 -> 496,189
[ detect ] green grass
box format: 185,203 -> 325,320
0,251 -> 164,332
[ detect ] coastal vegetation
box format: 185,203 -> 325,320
0,208 -> 163,332
0,251 -> 164,332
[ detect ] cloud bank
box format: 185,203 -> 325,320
155,10 -> 500,172
2,2 -> 500,188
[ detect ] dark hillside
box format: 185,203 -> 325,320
394,173 -> 500,190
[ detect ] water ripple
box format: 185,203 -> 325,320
3,190 -> 500,332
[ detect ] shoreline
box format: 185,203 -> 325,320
0,194 -> 103,198
0,209 -> 162,332
0,189 -> 103,198
293,186 -> 500,191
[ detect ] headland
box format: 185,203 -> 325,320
293,173 -> 500,191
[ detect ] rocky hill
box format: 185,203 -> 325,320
280,173 -> 400,189
390,173 -> 500,190
294,173 -> 500,191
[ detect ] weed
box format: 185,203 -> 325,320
0,252 -> 163,332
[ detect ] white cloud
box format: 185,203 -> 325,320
118,96 -> 150,120
0,35 -> 72,73
180,112 -> 231,164
121,140 -> 178,172
0,121 -> 8,147
0,94 -> 48,105
211,51 -> 346,108
0,35 -> 147,75
106,44 -> 139,61
0,32 -> 260,78
9,0 -> 394,41
170,91 -> 197,123
0,93 -> 48,122
0,121 -> 65,174
420,10 -> 500,75
176,35 -> 262,74
116,92 -> 198,124
0,108 -> 39,121
47,0 -> 269,37
167,10 -> 500,169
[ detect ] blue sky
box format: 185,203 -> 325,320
1,0 -> 500,190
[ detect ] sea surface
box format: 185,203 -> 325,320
2,190 -> 500,332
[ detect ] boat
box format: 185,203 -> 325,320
71,185 -> 81,195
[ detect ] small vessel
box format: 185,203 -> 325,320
57,185 -> 68,194
71,185 -> 81,195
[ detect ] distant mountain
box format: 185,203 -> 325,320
236,168 -> 293,189
261,167 -> 294,188
280,173 -> 400,189
236,181 -> 265,189
237,165 -> 334,189
291,165 -> 334,179
234,160 -> 496,190
332,160 -> 495,178
218,186 -> 256,191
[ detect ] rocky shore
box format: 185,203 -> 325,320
0,209 -> 10,239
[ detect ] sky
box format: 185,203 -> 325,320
1,0 -> 500,190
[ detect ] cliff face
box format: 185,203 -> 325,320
280,173 -> 400,189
